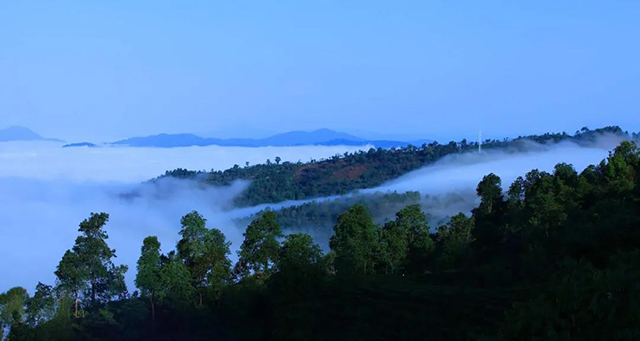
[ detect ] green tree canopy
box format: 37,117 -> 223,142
330,204 -> 379,276
135,236 -> 163,321
237,211 -> 283,278
25,283 -> 55,328
437,213 -> 475,269
55,213 -> 127,317
177,211 -> 233,304
0,286 -> 28,335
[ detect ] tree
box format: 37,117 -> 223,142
204,228 -> 233,300
159,252 -> 195,308
177,211 -> 209,305
135,236 -> 162,322
55,213 -> 127,317
270,233 -> 325,340
176,211 -> 233,305
472,174 -> 507,261
276,233 -> 323,272
275,156 -> 282,165
393,205 -> 434,274
329,204 -> 379,276
25,283 -> 55,327
378,221 -> 409,274
72,213 -> 127,306
238,211 -> 283,278
475,173 -> 505,216
0,287 -> 28,337
377,205 -> 434,275
437,214 -> 475,269
55,250 -> 87,317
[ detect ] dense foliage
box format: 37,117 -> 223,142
238,191 -> 424,245
3,139 -> 640,340
159,126 -> 630,206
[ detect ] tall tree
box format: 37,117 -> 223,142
378,221 -> 409,275
378,205 -> 435,275
177,211 -> 209,305
159,251 -> 195,308
472,173 -> 507,261
177,211 -> 233,305
437,213 -> 475,269
72,213 -> 126,306
135,236 -> 162,322
56,212 -> 127,316
204,228 -> 233,300
395,204 -> 434,274
237,211 -> 283,278
25,283 -> 55,327
330,204 -> 379,276
55,250 -> 87,317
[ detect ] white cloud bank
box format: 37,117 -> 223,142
0,141 -> 371,182
366,140 -> 616,196
0,143 -> 369,291
0,138 -> 624,292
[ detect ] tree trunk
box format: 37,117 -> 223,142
74,291 -> 79,318
91,274 -> 96,306
150,295 -> 156,323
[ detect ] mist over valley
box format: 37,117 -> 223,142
0,129 -> 627,292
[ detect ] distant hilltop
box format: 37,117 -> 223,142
110,128 -> 433,149
0,126 -> 63,142
62,142 -> 98,148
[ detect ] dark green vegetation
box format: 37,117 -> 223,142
158,126 -> 632,207
238,191 -> 471,247
3,140 -> 640,340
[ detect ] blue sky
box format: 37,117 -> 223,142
1,1 -> 639,141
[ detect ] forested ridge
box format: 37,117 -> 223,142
3,140 -> 640,340
158,126 -> 633,207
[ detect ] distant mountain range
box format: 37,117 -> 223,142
110,129 -> 432,148
0,126 -> 432,148
0,126 -> 63,142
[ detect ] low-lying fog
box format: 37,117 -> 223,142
0,139 -> 621,292
0,142 -> 369,291
0,141 -> 371,182
367,140 -> 616,195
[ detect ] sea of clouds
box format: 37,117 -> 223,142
0,138 -> 622,292
0,142 -> 370,291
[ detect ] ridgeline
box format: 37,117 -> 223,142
159,126 -> 632,206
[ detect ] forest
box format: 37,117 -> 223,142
2,139 -> 640,340
157,126 -> 633,207
238,191 -> 470,247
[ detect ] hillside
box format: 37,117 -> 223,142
159,126 -> 633,206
